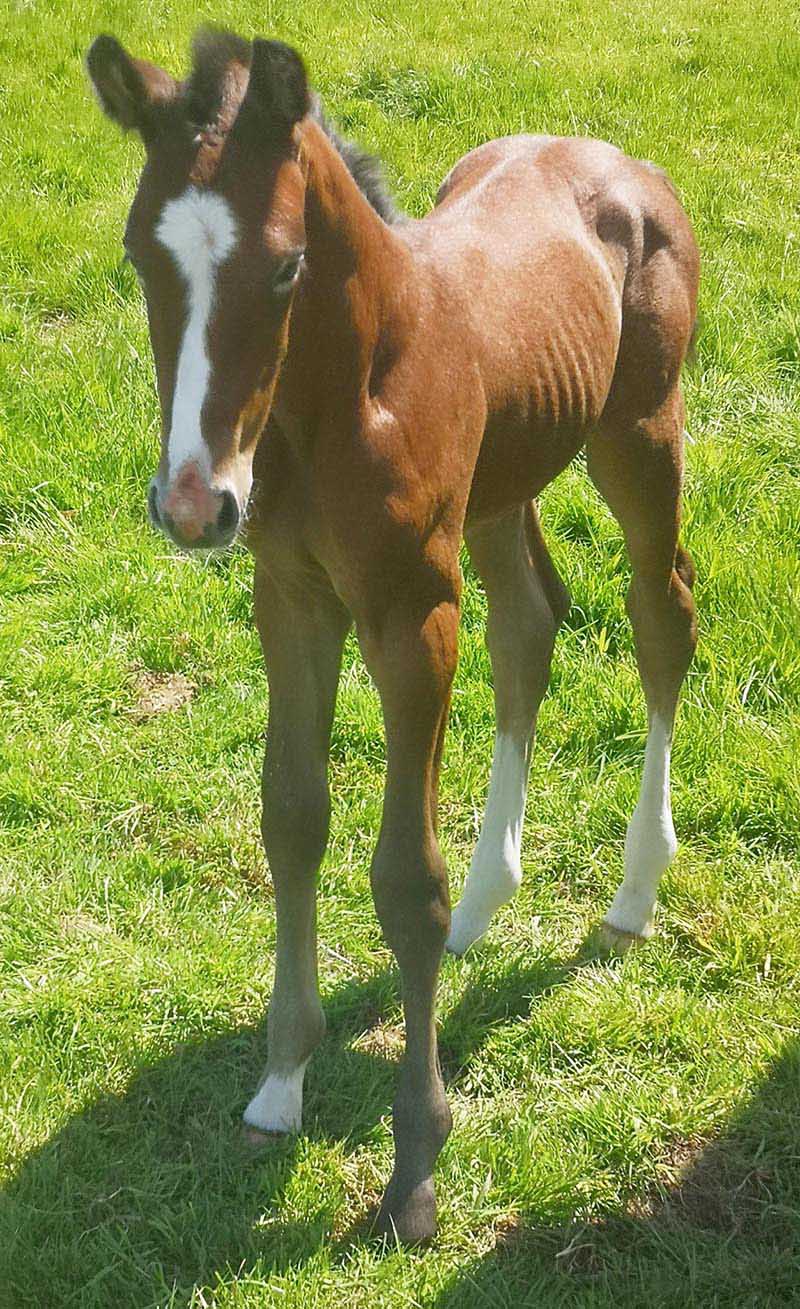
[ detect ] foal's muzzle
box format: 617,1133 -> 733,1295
148,467 -> 241,550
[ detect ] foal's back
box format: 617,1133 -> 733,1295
427,132 -> 697,337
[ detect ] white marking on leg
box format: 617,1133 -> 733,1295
604,715 -> 677,938
243,1059 -> 308,1134
155,189 -> 237,479
447,732 -> 528,955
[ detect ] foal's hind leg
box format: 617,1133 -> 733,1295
587,389 -> 697,942
447,503 -> 569,955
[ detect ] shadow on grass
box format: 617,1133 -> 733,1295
0,948 -> 577,1308
6,947 -> 794,1308
433,1038 -> 800,1309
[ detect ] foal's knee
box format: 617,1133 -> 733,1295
487,590 -> 561,731
626,559 -> 697,718
545,571 -> 571,629
371,837 -> 451,965
261,757 -> 331,878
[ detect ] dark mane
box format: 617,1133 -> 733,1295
187,27 -> 401,224
308,95 -> 400,225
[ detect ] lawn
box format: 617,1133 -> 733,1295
1,0 -> 799,1305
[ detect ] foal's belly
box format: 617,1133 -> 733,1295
465,317 -> 619,516
460,213 -> 623,521
465,410 -> 588,521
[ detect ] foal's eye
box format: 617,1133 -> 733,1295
272,253 -> 304,295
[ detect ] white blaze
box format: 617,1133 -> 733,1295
447,732 -> 529,955
604,715 -> 677,938
155,189 -> 237,478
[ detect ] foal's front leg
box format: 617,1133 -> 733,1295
360,592 -> 459,1243
244,563 -> 349,1135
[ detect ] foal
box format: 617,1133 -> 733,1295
87,29 -> 699,1242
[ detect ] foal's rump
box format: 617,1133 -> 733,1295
599,155 -> 699,418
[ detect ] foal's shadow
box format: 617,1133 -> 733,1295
0,947 -> 577,1307
431,1038 -> 800,1308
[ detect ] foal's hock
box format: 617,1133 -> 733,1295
87,27 -> 699,1243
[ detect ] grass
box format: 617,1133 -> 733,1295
1,0 -> 799,1305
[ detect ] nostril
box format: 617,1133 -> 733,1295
217,489 -> 239,537
148,481 -> 161,527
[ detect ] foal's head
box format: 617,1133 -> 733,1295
87,31 -> 310,549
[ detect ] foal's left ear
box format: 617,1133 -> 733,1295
86,34 -> 177,140
240,39 -> 310,135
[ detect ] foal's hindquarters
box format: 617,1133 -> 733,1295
443,143 -> 699,955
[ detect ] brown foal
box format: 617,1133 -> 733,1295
87,29 -> 699,1242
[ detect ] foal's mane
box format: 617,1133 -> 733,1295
185,27 -> 400,225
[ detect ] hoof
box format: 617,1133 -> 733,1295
372,1176 -> 437,1246
445,931 -> 482,958
242,1065 -> 306,1136
445,909 -> 488,957
241,1123 -> 291,1150
593,919 -> 651,956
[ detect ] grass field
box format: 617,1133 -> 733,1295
2,1 -> 799,1305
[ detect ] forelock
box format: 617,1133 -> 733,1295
183,27 -> 252,132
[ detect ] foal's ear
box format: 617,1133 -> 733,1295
86,34 -> 177,139
241,39 -> 310,135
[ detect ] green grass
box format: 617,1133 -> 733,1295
1,1 -> 799,1305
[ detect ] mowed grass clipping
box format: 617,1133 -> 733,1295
1,1 -> 799,1306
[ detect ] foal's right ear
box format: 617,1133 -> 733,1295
240,39 -> 310,136
86,34 -> 177,140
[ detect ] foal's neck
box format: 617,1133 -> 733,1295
303,119 -> 400,267
274,121 -> 410,437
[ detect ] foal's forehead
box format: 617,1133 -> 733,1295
128,133 -> 306,255
155,187 -> 238,275
124,133 -> 221,248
